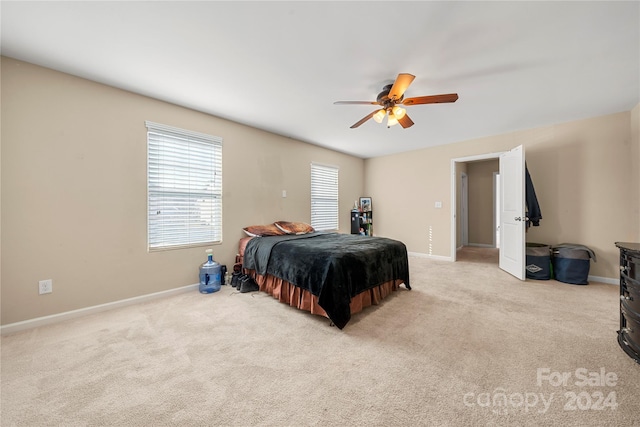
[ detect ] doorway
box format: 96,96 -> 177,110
451,146 -> 526,280
450,152 -> 503,262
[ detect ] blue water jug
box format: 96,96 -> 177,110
199,250 -> 221,294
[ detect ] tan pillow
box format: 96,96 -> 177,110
238,236 -> 253,256
242,224 -> 286,237
274,221 -> 315,235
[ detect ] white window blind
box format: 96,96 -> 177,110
146,121 -> 222,251
311,163 -> 339,231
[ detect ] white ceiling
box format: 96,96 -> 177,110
2,1 -> 639,159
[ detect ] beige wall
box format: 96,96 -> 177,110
2,55 -> 638,326
467,160 -> 499,246
365,109 -> 639,279
1,57 -> 364,325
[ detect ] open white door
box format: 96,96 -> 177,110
499,145 -> 525,280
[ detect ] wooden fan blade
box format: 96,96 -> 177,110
388,73 -> 415,101
334,101 -> 379,105
350,110 -> 377,129
402,93 -> 459,106
398,113 -> 414,129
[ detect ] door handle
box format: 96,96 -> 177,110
514,217 -> 522,221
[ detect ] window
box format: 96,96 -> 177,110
146,121 -> 222,251
310,162 -> 339,231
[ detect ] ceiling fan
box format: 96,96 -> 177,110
334,73 -> 458,129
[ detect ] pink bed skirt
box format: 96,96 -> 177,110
245,269 -> 404,319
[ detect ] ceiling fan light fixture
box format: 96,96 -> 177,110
392,106 -> 406,119
372,109 -> 386,123
386,112 -> 399,127
334,73 -> 458,129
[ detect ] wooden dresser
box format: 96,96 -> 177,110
616,242 -> 640,364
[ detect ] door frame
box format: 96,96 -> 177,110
493,171 -> 500,249
450,152 -> 504,262
460,172 -> 468,247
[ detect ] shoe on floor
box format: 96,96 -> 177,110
231,272 -> 242,289
239,275 -> 259,293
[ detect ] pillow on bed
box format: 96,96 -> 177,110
238,236 -> 253,257
274,221 -> 315,235
242,223 -> 286,237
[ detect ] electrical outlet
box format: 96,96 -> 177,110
39,279 -> 53,295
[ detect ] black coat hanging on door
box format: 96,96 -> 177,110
525,163 -> 542,228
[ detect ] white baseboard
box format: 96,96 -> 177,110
408,252 -> 453,262
1,272 -> 619,335
407,253 -> 618,285
588,275 -> 619,285
1,283 -> 199,335
467,243 -> 496,248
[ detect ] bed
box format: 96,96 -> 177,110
239,223 -> 410,329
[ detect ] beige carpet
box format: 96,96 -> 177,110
2,248 -> 639,426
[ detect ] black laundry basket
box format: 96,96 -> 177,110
552,244 -> 596,285
526,243 -> 551,280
